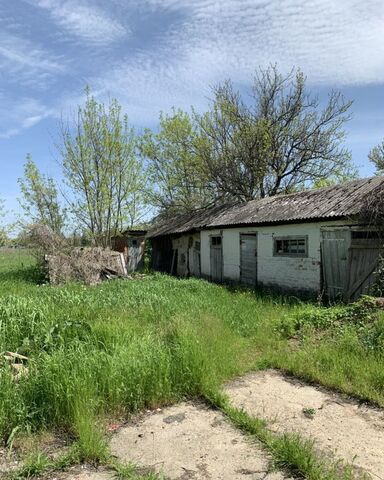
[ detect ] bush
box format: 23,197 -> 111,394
277,296 -> 381,341
371,255 -> 384,297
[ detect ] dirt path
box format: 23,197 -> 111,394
225,370 -> 384,480
110,401 -> 290,480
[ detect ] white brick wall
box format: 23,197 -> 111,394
200,220 -> 353,294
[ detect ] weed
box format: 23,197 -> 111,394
110,460 -> 166,479
8,450 -> 52,479
302,407 -> 316,419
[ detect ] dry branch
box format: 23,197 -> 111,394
27,224 -> 127,285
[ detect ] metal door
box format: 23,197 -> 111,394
240,233 -> 257,288
210,236 -> 223,282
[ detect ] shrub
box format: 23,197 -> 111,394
277,296 -> 381,341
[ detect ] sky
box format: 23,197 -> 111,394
1,0 -> 384,224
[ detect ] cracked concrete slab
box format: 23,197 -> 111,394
110,402 -> 289,480
225,370 -> 384,479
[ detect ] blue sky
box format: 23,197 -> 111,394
1,0 -> 384,223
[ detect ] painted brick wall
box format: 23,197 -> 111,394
200,220 -> 352,294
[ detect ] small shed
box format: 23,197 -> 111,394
111,230 -> 147,273
147,177 -> 384,302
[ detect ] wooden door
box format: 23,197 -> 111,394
347,233 -> 382,301
321,229 -> 350,301
127,239 -> 140,273
210,236 -> 223,282
192,242 -> 201,277
240,233 -> 257,288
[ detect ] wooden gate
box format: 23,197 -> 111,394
210,236 -> 223,282
321,229 -> 350,301
321,228 -> 382,302
347,233 -> 382,301
240,233 -> 257,288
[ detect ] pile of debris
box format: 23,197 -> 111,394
1,352 -> 28,381
28,224 -> 127,285
45,247 -> 127,285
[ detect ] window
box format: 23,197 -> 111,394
194,241 -> 201,251
130,239 -> 138,247
211,236 -> 222,246
351,231 -> 381,240
274,236 -> 308,257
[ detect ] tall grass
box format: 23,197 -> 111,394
0,249 -> 383,461
0,272 -> 251,443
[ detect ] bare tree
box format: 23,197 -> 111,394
194,82 -> 270,202
195,66 -> 355,201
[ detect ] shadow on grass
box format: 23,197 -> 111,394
0,264 -> 47,285
218,280 -> 310,306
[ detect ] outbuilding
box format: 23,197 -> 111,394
111,229 -> 147,273
147,177 -> 384,301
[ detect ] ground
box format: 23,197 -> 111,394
110,402 -> 288,480
0,249 -> 384,479
226,370 -> 384,479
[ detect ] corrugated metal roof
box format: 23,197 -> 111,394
147,176 -> 384,238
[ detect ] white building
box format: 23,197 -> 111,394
148,177 -> 384,301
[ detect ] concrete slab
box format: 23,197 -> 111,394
111,402 -> 288,480
225,370 -> 384,479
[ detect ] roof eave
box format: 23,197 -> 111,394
147,214 -> 361,237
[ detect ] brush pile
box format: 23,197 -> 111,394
27,224 -> 127,285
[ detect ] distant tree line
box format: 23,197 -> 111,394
17,65 -> 383,247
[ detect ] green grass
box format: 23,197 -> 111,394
0,249 -> 383,479
9,451 -> 53,479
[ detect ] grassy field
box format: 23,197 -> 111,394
0,248 -> 383,479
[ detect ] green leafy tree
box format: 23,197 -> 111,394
0,199 -> 8,246
59,89 -> 146,246
141,109 -> 212,215
18,155 -> 66,234
368,140 -> 384,174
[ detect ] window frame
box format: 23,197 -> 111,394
273,235 -> 308,258
210,235 -> 222,247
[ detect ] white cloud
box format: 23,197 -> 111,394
31,0 -> 128,45
0,31 -> 64,87
0,97 -> 54,139
86,0 -> 384,125
3,0 -> 384,136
